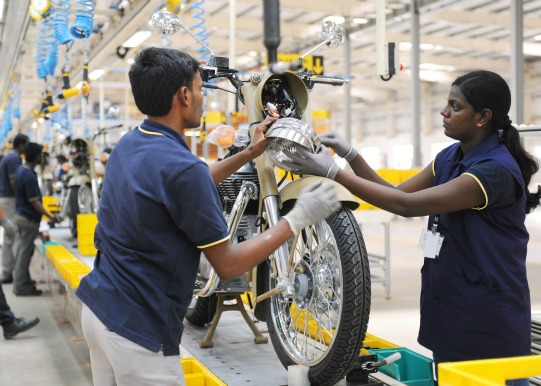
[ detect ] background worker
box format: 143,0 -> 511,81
284,70 -> 540,386
0,134 -> 29,284
13,143 -> 58,296
0,204 -> 40,339
75,47 -> 340,385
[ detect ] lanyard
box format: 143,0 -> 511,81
432,215 -> 439,234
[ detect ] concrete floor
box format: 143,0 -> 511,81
0,212 -> 540,385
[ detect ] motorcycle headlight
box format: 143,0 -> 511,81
264,118 -> 321,173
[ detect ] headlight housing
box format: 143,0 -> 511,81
264,118 -> 321,173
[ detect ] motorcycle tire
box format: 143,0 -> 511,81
185,294 -> 218,326
68,186 -> 81,238
263,205 -> 371,386
78,183 -> 94,214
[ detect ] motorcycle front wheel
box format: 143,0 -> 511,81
263,206 -> 371,386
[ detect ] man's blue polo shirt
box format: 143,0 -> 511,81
76,120 -> 229,356
14,165 -> 42,223
0,150 -> 22,197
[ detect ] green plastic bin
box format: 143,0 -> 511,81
368,348 -> 434,386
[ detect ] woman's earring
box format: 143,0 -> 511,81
476,123 -> 482,127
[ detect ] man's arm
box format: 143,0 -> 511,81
208,117 -> 276,185
30,200 -> 56,222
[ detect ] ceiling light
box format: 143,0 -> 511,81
399,42 -> 412,51
420,43 -> 434,50
0,0 -> 4,21
122,30 -> 152,48
534,35 -> 541,41
323,16 -> 345,25
89,69 -> 105,81
352,18 -> 368,25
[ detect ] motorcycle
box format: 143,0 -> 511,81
58,124 -> 122,237
152,8 -> 371,386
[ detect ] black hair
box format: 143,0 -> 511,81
56,154 -> 68,163
128,47 -> 200,117
453,70 -> 540,213
24,142 -> 44,163
13,134 -> 29,149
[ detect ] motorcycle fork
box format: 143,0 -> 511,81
252,150 -> 295,302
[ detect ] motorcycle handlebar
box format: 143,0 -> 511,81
269,60 -> 303,74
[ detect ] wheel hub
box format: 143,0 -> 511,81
292,260 -> 314,309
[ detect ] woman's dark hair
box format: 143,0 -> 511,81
453,70 -> 540,213
24,142 -> 44,163
128,47 -> 200,117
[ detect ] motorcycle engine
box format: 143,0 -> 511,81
216,162 -> 260,216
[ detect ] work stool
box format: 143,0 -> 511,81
199,293 -> 268,348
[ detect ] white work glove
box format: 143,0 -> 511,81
320,131 -> 358,162
0,218 -> 16,239
282,145 -> 340,180
283,182 -> 341,235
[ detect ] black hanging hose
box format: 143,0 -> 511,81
263,0 -> 281,65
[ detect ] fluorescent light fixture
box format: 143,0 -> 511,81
0,0 -> 4,21
89,69 -> 105,80
535,35 -> 541,41
352,18 -> 368,24
122,30 -> 152,48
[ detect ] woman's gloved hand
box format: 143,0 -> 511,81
282,145 -> 340,179
283,181 -> 341,235
320,131 -> 357,162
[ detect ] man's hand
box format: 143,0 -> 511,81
246,117 -> 277,157
0,218 -> 16,239
320,131 -> 357,162
283,145 -> 340,180
283,182 -> 341,234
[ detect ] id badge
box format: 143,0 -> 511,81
418,228 -> 444,259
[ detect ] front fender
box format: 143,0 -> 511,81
279,175 -> 359,210
67,175 -> 91,187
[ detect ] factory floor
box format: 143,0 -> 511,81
0,213 -> 540,386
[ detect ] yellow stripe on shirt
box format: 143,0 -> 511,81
198,235 -> 230,249
138,127 -> 165,136
463,172 -> 488,210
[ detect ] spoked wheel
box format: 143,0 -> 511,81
264,206 -> 371,386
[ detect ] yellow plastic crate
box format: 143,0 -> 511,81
180,357 -> 226,386
77,213 -> 98,256
439,355 -> 541,386
361,332 -> 401,354
42,196 -> 62,220
184,373 -> 225,386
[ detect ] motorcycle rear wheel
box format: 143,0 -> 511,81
263,206 -> 371,386
185,294 -> 218,326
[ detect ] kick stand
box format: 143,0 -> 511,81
199,293 -> 268,348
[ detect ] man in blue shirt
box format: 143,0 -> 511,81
13,143 -> 57,296
0,134 -> 29,283
75,47 -> 340,385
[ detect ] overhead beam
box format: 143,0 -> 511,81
424,8 -> 541,31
